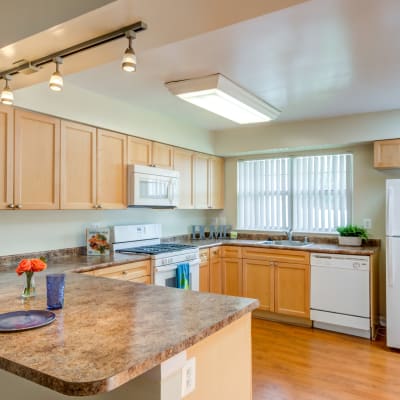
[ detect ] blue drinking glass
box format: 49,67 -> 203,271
46,274 -> 65,310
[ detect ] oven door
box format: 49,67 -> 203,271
154,260 -> 200,291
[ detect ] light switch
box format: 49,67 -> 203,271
363,218 -> 372,229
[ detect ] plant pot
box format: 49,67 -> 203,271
338,236 -> 362,247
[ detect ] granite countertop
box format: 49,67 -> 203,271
0,267 -> 258,396
178,239 -> 379,255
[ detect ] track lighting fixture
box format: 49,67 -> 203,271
49,57 -> 63,92
0,76 -> 14,105
0,21 -> 147,104
122,30 -> 136,72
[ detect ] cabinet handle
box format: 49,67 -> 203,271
97,204 -> 103,209
15,204 -> 22,209
93,204 -> 98,209
7,204 -> 15,209
122,271 -> 128,275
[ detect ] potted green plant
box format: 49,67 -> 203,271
336,224 -> 368,246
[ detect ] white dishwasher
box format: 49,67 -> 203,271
310,253 -> 371,339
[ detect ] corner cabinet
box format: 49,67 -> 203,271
374,139 -> 400,168
0,104 -> 13,209
14,110 -> 60,209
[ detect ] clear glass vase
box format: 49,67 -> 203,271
22,272 -> 36,298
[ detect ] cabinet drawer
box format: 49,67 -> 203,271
209,246 -> 221,259
221,246 -> 242,258
93,260 -> 151,281
200,248 -> 210,263
242,247 -> 309,264
130,275 -> 151,284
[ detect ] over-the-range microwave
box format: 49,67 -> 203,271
128,164 -> 180,208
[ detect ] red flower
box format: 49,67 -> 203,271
16,259 -> 32,275
16,258 -> 47,275
31,259 -> 47,272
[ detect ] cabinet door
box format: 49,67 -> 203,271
60,121 -> 96,209
97,129 -> 127,209
14,110 -> 60,209
193,153 -> 209,209
127,136 -> 152,166
0,105 -> 13,209
374,139 -> 400,169
152,142 -> 174,169
275,262 -> 310,318
243,259 -> 274,311
209,252 -> 222,294
222,258 -> 243,296
199,248 -> 210,292
208,156 -> 224,209
173,148 -> 194,209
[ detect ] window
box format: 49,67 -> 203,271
237,154 -> 353,233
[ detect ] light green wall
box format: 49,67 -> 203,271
224,143 -> 400,318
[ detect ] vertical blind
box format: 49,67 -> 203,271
237,154 -> 353,233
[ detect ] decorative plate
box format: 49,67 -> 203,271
0,310 -> 56,332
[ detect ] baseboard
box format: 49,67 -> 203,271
252,310 -> 312,328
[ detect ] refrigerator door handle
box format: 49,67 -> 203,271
387,187 -> 394,236
388,239 -> 394,288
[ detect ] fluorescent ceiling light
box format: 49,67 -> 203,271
165,74 -> 280,124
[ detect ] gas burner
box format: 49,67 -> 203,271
118,243 -> 197,255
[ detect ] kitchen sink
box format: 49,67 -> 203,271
259,240 -> 312,247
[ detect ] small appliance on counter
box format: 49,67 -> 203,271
112,224 -> 200,290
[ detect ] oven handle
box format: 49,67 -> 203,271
155,260 -> 200,273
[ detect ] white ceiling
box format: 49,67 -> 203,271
8,0 -> 400,131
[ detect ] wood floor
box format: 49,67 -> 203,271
252,318 -> 400,400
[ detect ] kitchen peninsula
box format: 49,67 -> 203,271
0,260 -> 258,400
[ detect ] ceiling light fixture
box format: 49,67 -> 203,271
0,21 -> 147,104
49,57 -> 63,91
165,74 -> 280,124
0,75 -> 14,105
122,30 -> 136,72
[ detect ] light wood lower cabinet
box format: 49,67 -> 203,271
222,258 -> 243,296
209,246 -> 222,294
82,260 -> 151,284
242,247 -> 310,319
243,259 -> 274,311
199,248 -> 210,292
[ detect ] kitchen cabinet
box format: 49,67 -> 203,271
173,148 -> 194,208
242,247 -> 310,319
193,153 -> 209,209
0,104 -> 13,209
127,137 -> 173,169
82,260 -> 152,283
208,156 -> 224,209
97,129 -> 127,209
60,121 -> 97,209
374,139 -> 400,168
14,109 -> 60,209
199,248 -> 210,292
209,246 -> 222,294
221,246 -> 242,296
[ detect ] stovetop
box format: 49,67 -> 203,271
118,243 -> 197,255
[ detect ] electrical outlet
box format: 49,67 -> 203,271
363,218 -> 372,229
181,357 -> 196,397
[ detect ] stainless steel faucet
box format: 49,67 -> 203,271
286,228 -> 293,241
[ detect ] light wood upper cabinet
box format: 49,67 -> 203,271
243,259 -> 274,312
97,129 -> 127,209
209,156 -> 224,209
60,121 -> 97,209
127,136 -> 152,166
173,148 -> 194,209
275,262 -> 310,318
14,110 -> 60,209
193,153 -> 209,209
0,105 -> 13,209
374,139 -> 400,168
152,142 -> 174,169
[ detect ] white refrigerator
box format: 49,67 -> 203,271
386,179 -> 400,348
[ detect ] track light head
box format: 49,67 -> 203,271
49,57 -> 63,92
122,30 -> 136,72
0,75 -> 14,105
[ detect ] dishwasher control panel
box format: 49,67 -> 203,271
310,253 -> 369,270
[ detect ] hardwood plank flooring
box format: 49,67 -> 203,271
252,318 -> 400,400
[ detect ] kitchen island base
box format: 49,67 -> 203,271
0,314 -> 252,400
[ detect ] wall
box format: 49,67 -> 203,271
223,143 -> 400,318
